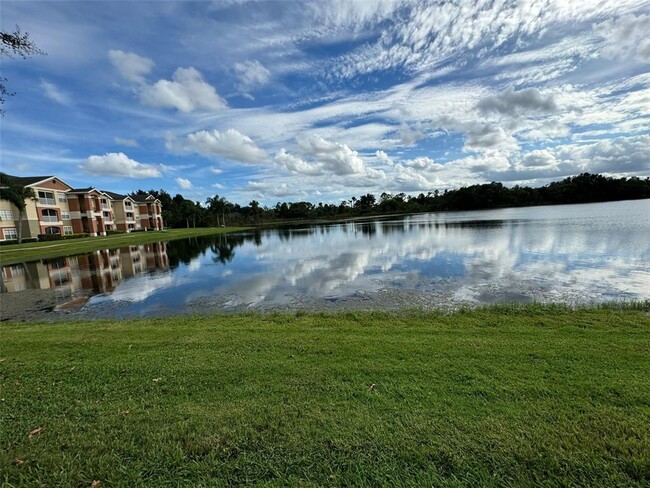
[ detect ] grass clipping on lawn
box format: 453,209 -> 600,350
1,305 -> 649,486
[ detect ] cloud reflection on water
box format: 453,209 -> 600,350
80,200 -> 650,315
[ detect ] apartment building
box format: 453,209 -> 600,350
132,194 -> 164,230
0,174 -> 164,241
102,191 -> 142,232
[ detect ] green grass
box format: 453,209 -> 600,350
1,306 -> 649,487
0,227 -> 248,265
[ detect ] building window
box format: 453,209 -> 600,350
45,226 -> 61,235
126,212 -> 134,221
125,201 -> 133,209
0,209 -> 13,221
103,211 -> 111,218
58,193 -> 67,202
101,198 -> 109,209
61,211 -> 70,220
38,191 -> 56,205
63,226 -> 73,235
41,208 -> 58,222
3,228 -> 17,240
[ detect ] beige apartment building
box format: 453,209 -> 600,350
0,175 -> 164,241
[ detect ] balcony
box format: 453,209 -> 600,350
41,216 -> 59,223
39,198 -> 56,206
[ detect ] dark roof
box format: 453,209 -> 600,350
2,174 -> 56,186
132,194 -> 157,202
102,190 -> 129,200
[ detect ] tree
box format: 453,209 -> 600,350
0,172 -> 36,243
1,26 -> 45,114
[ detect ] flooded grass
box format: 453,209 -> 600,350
0,227 -> 247,266
1,305 -> 649,486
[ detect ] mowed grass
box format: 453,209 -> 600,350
1,306 -> 649,487
0,227 -> 248,265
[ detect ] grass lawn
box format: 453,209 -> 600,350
1,305 -> 649,487
0,227 -> 248,265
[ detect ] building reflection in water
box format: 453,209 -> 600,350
1,242 -> 169,296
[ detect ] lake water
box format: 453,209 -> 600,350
2,199 -> 649,318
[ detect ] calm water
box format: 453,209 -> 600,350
2,200 -> 649,317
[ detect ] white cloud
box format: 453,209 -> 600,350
212,182 -> 225,189
520,119 -> 570,141
392,165 -> 443,191
326,0 -> 631,81
375,150 -> 394,166
247,181 -> 296,198
464,123 -> 518,152
234,60 -> 271,92
297,136 -> 366,175
141,67 -> 226,113
176,177 -> 193,190
81,152 -> 162,178
40,80 -> 70,105
275,148 -> 323,175
114,137 -> 139,147
594,13 -> 650,62
177,128 -> 268,164
403,157 -> 444,172
520,149 -> 557,168
556,134 -> 650,175
108,50 -> 154,84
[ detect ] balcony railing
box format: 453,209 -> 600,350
39,198 -> 56,205
41,216 -> 59,223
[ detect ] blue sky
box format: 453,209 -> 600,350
1,0 -> 649,206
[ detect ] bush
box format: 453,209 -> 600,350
105,230 -> 125,236
62,233 -> 89,240
0,237 -> 39,246
38,233 -> 63,241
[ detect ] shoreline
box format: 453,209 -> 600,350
2,286 -> 648,323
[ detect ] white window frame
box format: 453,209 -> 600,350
3,228 -> 17,240
38,191 -> 56,206
0,209 -> 13,221
63,226 -> 73,235
58,193 -> 67,202
61,211 -> 70,220
41,208 -> 58,223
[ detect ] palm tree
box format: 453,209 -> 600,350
0,172 -> 36,243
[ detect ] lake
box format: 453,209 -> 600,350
2,199 -> 649,319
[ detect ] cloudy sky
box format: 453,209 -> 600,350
2,0 -> 649,205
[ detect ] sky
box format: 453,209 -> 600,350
1,0 -> 649,206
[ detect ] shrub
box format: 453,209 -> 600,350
0,237 -> 39,246
38,233 -> 63,241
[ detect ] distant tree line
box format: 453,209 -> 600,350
133,173 -> 650,228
